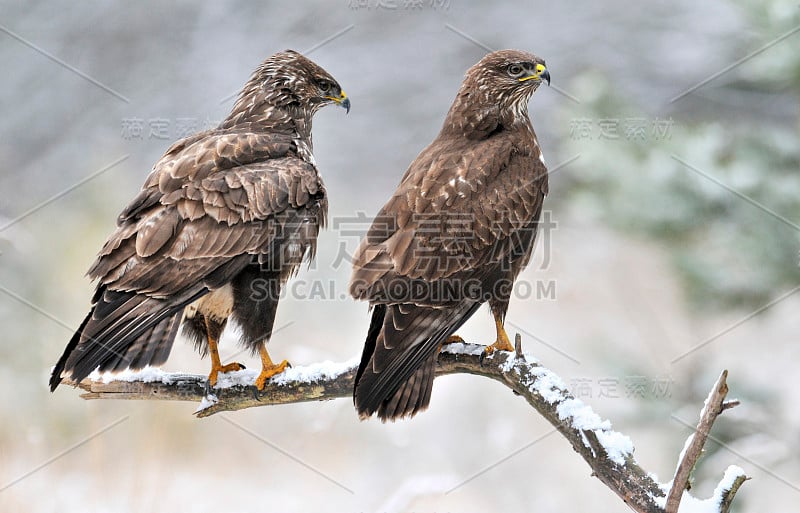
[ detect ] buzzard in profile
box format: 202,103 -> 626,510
50,50 -> 349,392
351,50 -> 550,421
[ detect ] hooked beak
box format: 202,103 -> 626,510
518,64 -> 550,86
327,91 -> 350,113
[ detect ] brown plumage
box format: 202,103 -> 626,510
351,50 -> 550,421
50,50 -> 349,391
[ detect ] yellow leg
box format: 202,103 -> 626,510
206,318 -> 244,387
254,343 -> 290,391
483,313 -> 514,356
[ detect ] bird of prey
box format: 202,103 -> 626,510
350,50 -> 550,421
50,50 -> 349,392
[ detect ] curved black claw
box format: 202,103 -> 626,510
479,349 -> 488,366
203,378 -> 214,397
250,385 -> 262,402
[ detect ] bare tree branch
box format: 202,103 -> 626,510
667,370 -> 731,512
64,337 -> 747,513
665,370 -> 748,513
718,472 -> 749,513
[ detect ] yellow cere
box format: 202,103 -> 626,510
519,64 -> 547,82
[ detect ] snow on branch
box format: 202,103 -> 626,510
65,336 -> 747,513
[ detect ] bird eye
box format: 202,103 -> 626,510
507,64 -> 523,77
318,80 -> 332,93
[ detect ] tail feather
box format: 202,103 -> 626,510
354,301 -> 480,421
73,292 -> 170,377
49,312 -> 91,391
49,286 -> 205,391
353,304 -> 385,401
381,356 -> 435,419
125,312 -> 182,369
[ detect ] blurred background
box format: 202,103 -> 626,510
1,1 -> 799,511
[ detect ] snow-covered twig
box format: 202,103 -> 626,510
664,370 -> 748,513
65,336 -> 746,513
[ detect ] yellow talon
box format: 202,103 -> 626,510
208,361 -> 245,387
254,344 -> 290,391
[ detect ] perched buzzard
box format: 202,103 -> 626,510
50,50 -> 349,392
350,50 -> 550,420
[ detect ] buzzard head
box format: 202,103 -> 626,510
466,49 -> 549,108
443,49 -> 549,137
230,49 -> 349,124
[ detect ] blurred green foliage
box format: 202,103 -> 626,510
556,1 -> 800,309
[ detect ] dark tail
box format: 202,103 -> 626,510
353,301 -> 480,421
372,352 -> 436,421
49,287 -> 201,391
353,304 -> 386,402
49,311 -> 92,391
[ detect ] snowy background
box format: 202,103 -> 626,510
1,1 -> 799,511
